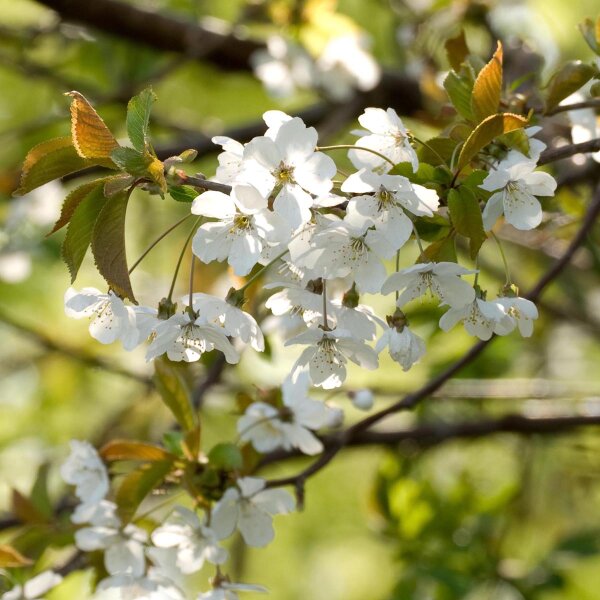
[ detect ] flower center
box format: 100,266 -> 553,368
233,214 -> 252,231
275,162 -> 295,184
377,186 -> 394,210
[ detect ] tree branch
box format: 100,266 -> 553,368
34,0 -> 263,70
0,307 -> 152,386
539,138 -> 600,165
265,183 -> 600,490
260,413 -> 600,467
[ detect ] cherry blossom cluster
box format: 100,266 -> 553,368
53,440 -> 293,599
55,106 -> 558,597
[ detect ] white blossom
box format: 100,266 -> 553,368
211,136 -> 244,184
382,262 -> 476,308
242,117 -> 336,230
348,107 -> 418,173
298,221 -> 387,293
316,35 -> 381,102
76,521 -> 148,577
151,507 -> 227,574
93,574 -> 184,600
198,581 -> 268,600
286,327 -> 378,389
480,160 -> 557,231
146,312 -> 239,364
237,374 -> 341,455
251,36 -> 315,98
191,184 -> 288,276
439,298 -> 515,340
1,571 -> 62,600
341,168 -> 439,255
64,287 -> 157,351
376,325 -> 426,371
185,293 -> 264,352
496,296 -> 539,337
211,477 -> 294,547
60,440 -> 109,505
349,389 -> 374,411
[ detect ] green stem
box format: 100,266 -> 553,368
316,144 -> 396,168
410,135 -> 445,166
129,214 -> 192,275
395,250 -> 400,302
187,254 -> 197,318
322,279 -> 329,329
491,232 -> 511,284
412,223 -> 425,258
167,217 -> 201,302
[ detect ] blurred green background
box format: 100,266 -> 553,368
1,1 -> 600,599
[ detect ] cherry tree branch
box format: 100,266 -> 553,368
260,413 -> 600,467
265,183 -> 600,491
539,138 -> 600,165
0,306 -> 152,386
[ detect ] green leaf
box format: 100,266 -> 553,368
29,464 -> 53,518
471,42 -> 503,123
153,357 -> 197,432
389,162 -> 437,185
111,147 -> 153,175
16,137 -> 94,196
127,87 -> 156,153
417,137 -> 459,167
447,187 -> 487,259
62,185 -> 109,282
91,191 -> 136,302
208,443 -> 243,470
116,460 -> 173,523
50,178 -> 112,235
104,174 -> 135,197
445,30 -> 469,72
443,70 -> 474,121
419,235 -> 457,263
67,91 -> 119,162
545,61 -> 598,111
456,113 -> 528,173
579,17 -> 600,55
169,185 -> 200,203
100,440 -> 175,462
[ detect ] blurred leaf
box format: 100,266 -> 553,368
444,70 -> 474,121
115,460 -> 173,523
445,30 -> 469,72
91,190 -> 136,302
0,545 -> 32,568
456,113 -> 528,172
545,61 -> 598,111
448,187 -> 486,259
100,440 -> 175,462
208,443 -> 243,470
11,489 -> 47,524
471,42 -> 503,123
16,137 -> 93,196
390,162 -> 437,184
29,464 -> 53,518
579,17 -> 600,55
67,91 -> 119,162
153,358 -> 197,432
169,185 -> 200,203
419,234 -> 457,263
126,87 -> 156,153
62,185 -> 109,282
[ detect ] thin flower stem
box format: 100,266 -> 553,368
167,217 -> 201,302
491,231 -> 511,284
473,256 -> 480,288
412,223 -> 425,257
316,144 -> 396,168
134,490 -> 186,522
322,279 -> 329,329
187,254 -> 196,317
128,214 -> 192,275
395,250 -> 400,302
410,134 -> 446,166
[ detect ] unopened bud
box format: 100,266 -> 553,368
226,287 -> 246,308
342,283 -> 359,308
349,389 -> 374,411
158,297 -> 177,319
